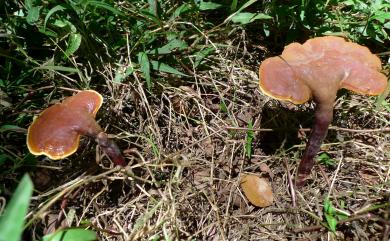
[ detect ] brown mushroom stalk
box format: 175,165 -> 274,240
297,102 -> 333,186
259,36 -> 388,186
27,90 -> 126,166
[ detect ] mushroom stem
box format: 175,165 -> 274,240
83,120 -> 126,167
296,102 -> 334,186
96,132 -> 126,166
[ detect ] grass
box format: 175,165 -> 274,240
1,0 -> 389,240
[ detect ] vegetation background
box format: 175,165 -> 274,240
0,0 -> 389,240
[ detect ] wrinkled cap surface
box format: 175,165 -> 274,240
27,90 -> 103,160
240,174 -> 274,207
259,36 -> 388,105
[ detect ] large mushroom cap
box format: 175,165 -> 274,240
259,36 -> 388,105
27,90 -> 103,160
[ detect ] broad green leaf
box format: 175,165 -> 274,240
231,12 -> 272,25
150,61 -> 188,76
53,19 -> 68,28
147,39 -> 188,55
24,0 -> 34,10
26,6 -> 40,24
0,174 -> 33,241
370,11 -> 390,23
224,0 -> 262,23
84,1 -> 124,16
64,33 -> 82,58
44,5 -> 67,31
170,3 -> 192,20
38,26 -> 58,37
198,1 -> 223,11
41,229 -> 97,241
53,19 -> 77,32
148,0 -> 158,16
194,47 -> 214,67
230,0 -> 238,12
138,52 -> 151,90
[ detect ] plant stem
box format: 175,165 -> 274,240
296,102 -> 334,186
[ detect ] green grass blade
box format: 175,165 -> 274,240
138,52 -> 151,90
0,174 -> 33,241
41,229 -> 97,241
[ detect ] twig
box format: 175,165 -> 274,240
284,159 -> 296,207
327,154 -> 343,199
225,126 -> 390,133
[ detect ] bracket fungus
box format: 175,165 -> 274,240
259,36 -> 388,186
27,90 -> 126,166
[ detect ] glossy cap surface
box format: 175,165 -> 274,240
27,90 -> 103,159
259,36 -> 388,104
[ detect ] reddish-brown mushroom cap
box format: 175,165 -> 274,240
27,90 -> 103,160
259,36 -> 388,105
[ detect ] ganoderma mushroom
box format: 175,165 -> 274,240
259,36 -> 388,186
27,90 -> 126,166
240,174 -> 274,207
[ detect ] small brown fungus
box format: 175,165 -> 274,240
27,90 -> 126,166
259,36 -> 388,186
240,174 -> 274,207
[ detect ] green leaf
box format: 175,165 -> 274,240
26,6 -> 40,24
230,0 -> 238,12
324,213 -> 337,233
34,65 -> 80,73
193,47 -> 215,67
231,12 -> 272,25
64,33 -> 82,58
138,52 -> 151,90
41,229 -> 97,241
170,3 -> 192,19
38,26 -> 58,37
370,11 -> 390,23
198,1 -> 223,11
219,101 -> 228,113
150,61 -> 188,76
147,39 -> 188,55
114,65 -> 134,83
245,121 -> 254,159
0,125 -> 25,133
44,5 -> 67,31
83,1 -> 124,16
0,174 -> 33,241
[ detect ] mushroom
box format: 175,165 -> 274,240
240,174 -> 274,207
27,90 -> 126,166
258,36 -> 388,186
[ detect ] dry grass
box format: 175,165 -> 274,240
23,29 -> 390,241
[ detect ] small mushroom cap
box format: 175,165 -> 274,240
27,90 -> 103,160
259,36 -> 388,104
240,174 -> 274,207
